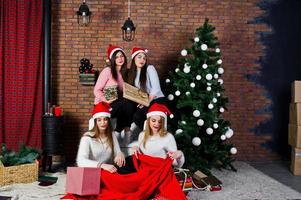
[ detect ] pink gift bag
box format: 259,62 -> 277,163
66,167 -> 101,196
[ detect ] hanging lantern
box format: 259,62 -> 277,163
121,0 -> 136,41
76,0 -> 92,26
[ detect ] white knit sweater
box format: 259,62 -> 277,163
137,131 -> 185,168
76,131 -> 121,168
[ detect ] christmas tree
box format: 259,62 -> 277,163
166,19 -> 237,174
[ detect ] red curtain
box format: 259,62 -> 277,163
0,0 -> 43,150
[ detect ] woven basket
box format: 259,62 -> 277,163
0,160 -> 39,186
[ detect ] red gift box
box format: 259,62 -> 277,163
66,167 -> 101,196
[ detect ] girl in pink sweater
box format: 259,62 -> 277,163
94,45 -> 135,145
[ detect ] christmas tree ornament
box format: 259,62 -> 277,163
202,63 -> 208,69
205,74 -> 213,80
216,92 -> 221,97
193,110 -> 200,117
196,75 -> 202,80
214,74 -> 219,79
181,49 -> 188,56
206,86 -> 211,91
183,67 -> 190,73
220,135 -> 226,140
201,44 -> 208,51
175,90 -> 181,96
207,82 -> 212,86
165,78 -> 170,83
206,128 -> 213,135
185,91 -> 190,96
215,48 -> 220,53
192,137 -> 201,146
217,59 -> 222,64
225,128 -> 234,138
181,121 -> 187,124
230,147 -> 237,154
212,98 -> 217,103
194,37 -> 200,42
175,129 -> 183,135
218,79 -> 224,85
197,119 -> 204,126
218,67 -> 224,74
168,94 -> 174,101
213,123 -> 218,129
219,107 -> 225,113
208,103 -> 214,109
175,68 -> 180,73
184,63 -> 190,68
190,82 -> 196,88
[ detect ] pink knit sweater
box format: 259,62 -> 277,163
94,67 -> 124,104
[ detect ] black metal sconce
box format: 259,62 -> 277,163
76,0 -> 91,26
121,0 -> 136,41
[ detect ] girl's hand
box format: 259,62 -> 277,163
114,152 -> 125,167
137,104 -> 144,109
131,146 -> 141,158
105,99 -> 116,104
100,163 -> 117,173
167,151 -> 183,160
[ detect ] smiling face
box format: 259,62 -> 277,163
134,52 -> 147,69
115,51 -> 125,68
96,117 -> 109,131
149,115 -> 162,133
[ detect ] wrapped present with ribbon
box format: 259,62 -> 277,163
174,168 -> 193,191
104,86 -> 118,102
123,83 -> 149,106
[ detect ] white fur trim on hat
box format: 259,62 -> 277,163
109,48 -> 123,60
146,111 -> 167,130
88,112 -> 111,130
132,49 -> 147,59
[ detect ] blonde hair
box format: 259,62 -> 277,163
143,116 -> 167,148
88,118 -> 114,158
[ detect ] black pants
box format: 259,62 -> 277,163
116,156 -> 138,174
110,98 -> 136,132
133,97 -> 167,130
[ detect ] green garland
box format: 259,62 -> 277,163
0,143 -> 40,167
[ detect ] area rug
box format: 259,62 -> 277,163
188,162 -> 301,200
0,162 -> 300,200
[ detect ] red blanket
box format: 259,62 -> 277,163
62,154 -> 187,200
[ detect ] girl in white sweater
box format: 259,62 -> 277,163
132,103 -> 185,168
76,102 -> 125,173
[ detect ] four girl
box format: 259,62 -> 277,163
71,44 -> 186,199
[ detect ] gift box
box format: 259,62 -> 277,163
289,103 -> 301,125
288,124 -> 301,147
292,81 -> 301,103
174,168 -> 192,191
66,167 -> 101,196
123,83 -> 149,106
290,147 -> 301,175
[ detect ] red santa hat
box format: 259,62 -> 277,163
131,47 -> 148,59
89,102 -> 111,130
107,44 -> 124,60
146,103 -> 174,130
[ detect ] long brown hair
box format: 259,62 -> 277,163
109,50 -> 127,81
143,116 -> 167,148
126,54 -> 148,93
89,118 -> 114,158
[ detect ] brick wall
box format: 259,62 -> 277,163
51,0 -> 279,162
